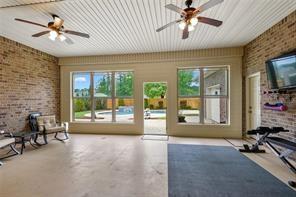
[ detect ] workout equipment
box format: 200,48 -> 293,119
240,126 -> 296,188
239,127 -> 288,153
239,127 -> 273,153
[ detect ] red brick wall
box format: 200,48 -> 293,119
0,36 -> 60,132
243,11 -> 296,142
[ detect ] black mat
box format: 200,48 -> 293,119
168,144 -> 295,197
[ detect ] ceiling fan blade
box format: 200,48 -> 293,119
65,36 -> 74,45
32,31 -> 50,37
196,0 -> 223,14
53,15 -> 64,28
165,4 -> 185,15
64,30 -> 90,38
156,19 -> 182,32
15,18 -> 47,28
182,25 -> 189,39
197,17 -> 222,27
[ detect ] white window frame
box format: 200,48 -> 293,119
177,66 -> 229,125
72,71 -> 134,123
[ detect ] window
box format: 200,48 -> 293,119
115,72 -> 134,123
177,67 -> 228,124
73,73 -> 91,121
72,71 -> 134,123
178,69 -> 201,123
93,72 -> 112,122
204,68 -> 228,124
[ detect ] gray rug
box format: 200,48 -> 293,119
168,144 -> 295,197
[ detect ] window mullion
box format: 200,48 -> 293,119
91,72 -> 95,122
112,72 -> 116,122
72,73 -> 74,122
200,68 -> 205,124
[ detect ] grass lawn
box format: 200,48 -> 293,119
75,111 -> 90,118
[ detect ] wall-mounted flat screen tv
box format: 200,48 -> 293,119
266,50 -> 296,90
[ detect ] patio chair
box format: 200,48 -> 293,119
144,108 -> 151,119
0,131 -> 19,166
29,112 -> 42,144
36,115 -> 69,144
29,112 -> 42,132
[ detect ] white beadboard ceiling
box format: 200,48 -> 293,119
0,0 -> 295,57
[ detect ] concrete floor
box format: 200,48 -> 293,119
0,134 -> 295,197
144,119 -> 166,135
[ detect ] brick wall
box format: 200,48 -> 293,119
0,36 -> 60,132
243,11 -> 296,142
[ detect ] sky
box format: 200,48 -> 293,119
74,73 -> 109,90
74,71 -> 202,90
74,73 -> 90,90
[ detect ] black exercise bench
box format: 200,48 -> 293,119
265,136 -> 296,174
239,127 -> 296,187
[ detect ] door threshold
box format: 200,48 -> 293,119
143,133 -> 168,136
141,135 -> 169,141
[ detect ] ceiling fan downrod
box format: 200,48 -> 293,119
185,0 -> 193,8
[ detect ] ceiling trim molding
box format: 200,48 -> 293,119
58,47 -> 244,66
0,0 -> 69,9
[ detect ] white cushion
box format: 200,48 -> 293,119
46,126 -> 65,133
0,138 -> 15,148
37,115 -> 57,132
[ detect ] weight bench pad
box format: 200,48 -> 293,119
266,137 -> 296,151
247,130 -> 266,135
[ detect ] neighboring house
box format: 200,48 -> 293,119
204,69 -> 228,124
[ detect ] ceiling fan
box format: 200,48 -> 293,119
15,14 -> 90,44
156,0 -> 224,39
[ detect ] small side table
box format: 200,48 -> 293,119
6,131 -> 40,154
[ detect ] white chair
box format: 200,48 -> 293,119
36,115 -> 69,144
0,131 -> 19,166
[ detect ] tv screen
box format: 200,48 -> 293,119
266,50 -> 296,90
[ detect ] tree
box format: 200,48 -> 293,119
144,83 -> 167,98
95,72 -> 133,97
178,70 -> 199,96
144,98 -> 149,109
96,74 -> 111,96
116,72 -> 133,96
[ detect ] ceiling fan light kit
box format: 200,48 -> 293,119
48,31 -> 66,42
188,25 -> 195,32
190,18 -> 198,26
59,34 -> 66,41
156,0 -> 224,39
178,21 -> 187,30
48,30 -> 58,41
179,20 -> 197,31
